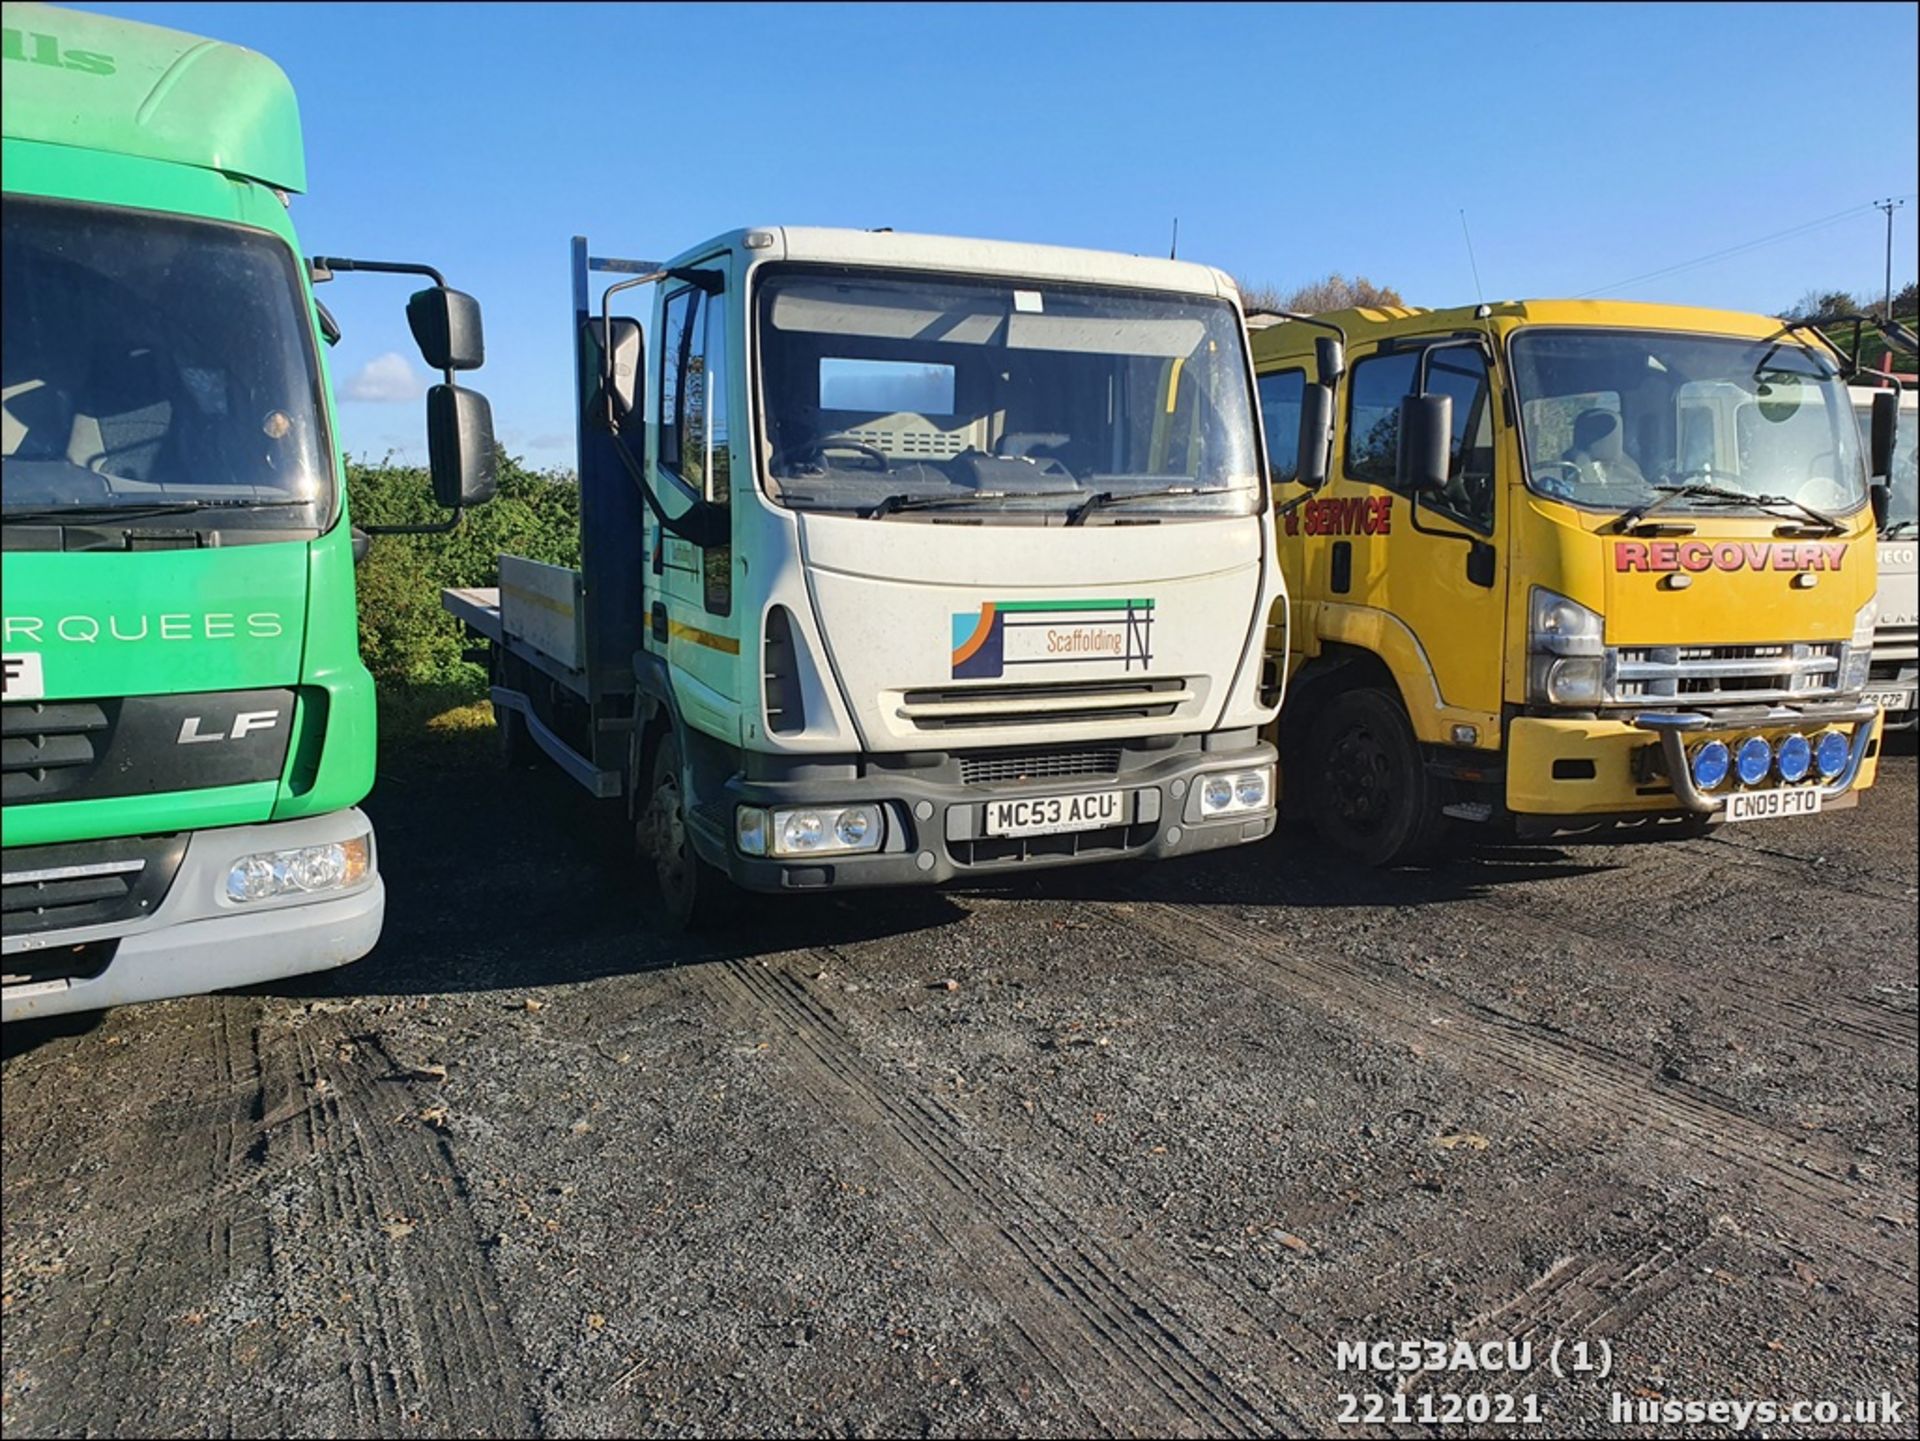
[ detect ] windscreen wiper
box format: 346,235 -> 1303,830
1,498 -> 313,525
1065,485 -> 1224,526
1614,481 -> 1841,535
863,490 -> 1015,519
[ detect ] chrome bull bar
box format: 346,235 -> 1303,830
1630,701 -> 1879,816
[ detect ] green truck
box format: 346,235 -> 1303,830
2,3 -> 494,1020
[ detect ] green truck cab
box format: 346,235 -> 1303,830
2,4 -> 493,1020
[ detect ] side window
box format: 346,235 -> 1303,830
1344,346 -> 1494,531
659,280 -> 732,614
704,304 -> 731,613
658,286 -> 705,493
1345,351 -> 1417,485
1257,369 -> 1305,484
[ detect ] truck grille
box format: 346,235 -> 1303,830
2,702 -> 113,802
1614,642 -> 1842,706
958,746 -> 1123,786
2,834 -> 189,937
1874,622 -> 1918,666
896,677 -> 1191,731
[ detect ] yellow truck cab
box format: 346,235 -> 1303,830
1250,299 -> 1884,864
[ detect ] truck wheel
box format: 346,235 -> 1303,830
1305,687 -> 1452,866
640,732 -> 733,930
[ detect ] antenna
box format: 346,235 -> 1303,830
1169,217 -> 1178,261
1459,209 -> 1486,307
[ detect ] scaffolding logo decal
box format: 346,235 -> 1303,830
950,599 -> 1155,680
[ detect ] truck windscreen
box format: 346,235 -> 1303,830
1,198 -> 331,534
754,267 -> 1260,522
1510,329 -> 1867,520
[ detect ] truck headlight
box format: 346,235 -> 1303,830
1839,597 -> 1878,692
1528,588 -> 1612,704
738,804 -> 886,858
227,834 -> 370,903
1197,765 -> 1273,818
1530,655 -> 1607,705
1529,587 -> 1605,657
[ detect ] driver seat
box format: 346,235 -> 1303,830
1563,409 -> 1646,488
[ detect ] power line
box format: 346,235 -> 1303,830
1575,196 -> 1915,300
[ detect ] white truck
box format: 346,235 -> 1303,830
445,227 -> 1288,925
1852,383 -> 1917,729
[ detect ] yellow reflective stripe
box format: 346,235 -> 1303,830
500,582 -> 574,618
1164,355 -> 1185,415
667,618 -> 740,655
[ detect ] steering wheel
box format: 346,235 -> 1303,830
1529,459 -> 1584,498
813,434 -> 890,469
768,433 -> 891,476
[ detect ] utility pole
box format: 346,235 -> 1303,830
1875,197 -> 1905,319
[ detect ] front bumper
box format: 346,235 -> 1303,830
1866,654 -> 1918,731
1506,703 -> 1882,822
695,732 -> 1277,892
3,809 -> 384,1022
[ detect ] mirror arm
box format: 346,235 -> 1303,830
360,509 -> 463,538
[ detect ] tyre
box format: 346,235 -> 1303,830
638,731 -> 734,931
1304,687 -> 1452,866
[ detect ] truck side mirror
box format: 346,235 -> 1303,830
1396,393 -> 1453,495
427,384 -> 497,509
1295,382 -> 1334,490
407,286 -> 486,371
1869,389 -> 1898,480
587,316 -> 644,428
1315,335 -> 1345,384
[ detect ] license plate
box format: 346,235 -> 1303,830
1725,786 -> 1822,824
984,789 -> 1126,838
1864,688 -> 1915,713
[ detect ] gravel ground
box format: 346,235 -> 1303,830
3,727 -> 1915,1439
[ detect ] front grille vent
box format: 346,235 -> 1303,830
2,702 -> 111,802
958,747 -> 1123,786
1614,641 -> 1842,706
1,834 -> 188,937
897,677 -> 1190,731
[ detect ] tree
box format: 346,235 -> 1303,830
1784,288 -> 1862,322
349,450 -> 581,690
1237,272 -> 1406,315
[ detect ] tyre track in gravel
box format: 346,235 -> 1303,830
257,1020 -> 543,1439
1119,903 -> 1917,1312
0,1007 -> 285,1436
1423,875 -> 1920,1062
709,952 -> 1306,1438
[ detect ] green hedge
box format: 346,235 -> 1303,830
349,451 -> 580,693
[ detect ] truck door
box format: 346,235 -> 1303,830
1335,340 -> 1506,730
652,264 -> 739,737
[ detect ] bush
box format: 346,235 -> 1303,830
349,450 -> 580,694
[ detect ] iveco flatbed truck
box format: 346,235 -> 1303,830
1249,299 -> 1894,864
446,228 -> 1287,925
2,3 -> 494,1019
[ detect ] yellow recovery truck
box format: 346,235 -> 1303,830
1249,300 -> 1898,864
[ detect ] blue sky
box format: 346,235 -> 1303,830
88,2 -> 1920,470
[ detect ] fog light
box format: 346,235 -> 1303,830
1734,735 -> 1775,787
1774,733 -> 1811,784
1689,739 -> 1730,791
226,834 -> 370,904
1197,766 -> 1274,819
1814,730 -> 1849,779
